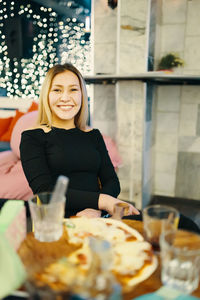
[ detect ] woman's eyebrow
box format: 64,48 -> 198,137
52,84 -> 62,87
52,84 -> 79,87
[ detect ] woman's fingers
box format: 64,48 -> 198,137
116,199 -> 140,216
130,205 -> 140,215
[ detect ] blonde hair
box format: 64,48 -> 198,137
37,63 -> 88,130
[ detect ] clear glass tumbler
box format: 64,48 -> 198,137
160,229 -> 200,294
28,192 -> 66,242
143,204 -> 180,251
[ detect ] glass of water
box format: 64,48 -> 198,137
28,192 -> 66,242
160,229 -> 200,294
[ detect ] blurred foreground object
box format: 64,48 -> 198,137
0,232 -> 26,298
0,200 -> 26,250
160,230 -> 200,294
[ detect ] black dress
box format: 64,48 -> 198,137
20,127 -> 120,217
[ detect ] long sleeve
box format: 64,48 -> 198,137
20,131 -> 55,193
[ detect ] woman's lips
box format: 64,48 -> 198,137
57,105 -> 74,111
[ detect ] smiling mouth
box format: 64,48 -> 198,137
57,105 -> 74,111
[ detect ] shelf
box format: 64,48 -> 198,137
84,72 -> 200,85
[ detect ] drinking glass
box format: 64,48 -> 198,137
143,205 -> 180,251
28,192 -> 66,242
160,230 -> 200,294
112,202 -> 130,220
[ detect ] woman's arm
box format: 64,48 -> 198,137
20,130 -> 55,193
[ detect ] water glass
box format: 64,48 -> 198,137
160,230 -> 200,294
143,205 -> 180,251
28,192 -> 66,242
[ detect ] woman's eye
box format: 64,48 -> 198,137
71,88 -> 78,92
53,89 -> 61,92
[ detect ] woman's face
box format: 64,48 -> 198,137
48,70 -> 82,127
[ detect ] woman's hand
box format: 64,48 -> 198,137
98,194 -> 140,216
76,208 -> 102,218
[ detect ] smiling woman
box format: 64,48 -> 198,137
20,63 -> 140,218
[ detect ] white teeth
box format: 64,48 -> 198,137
58,105 -> 73,110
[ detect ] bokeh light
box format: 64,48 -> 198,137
0,0 -> 91,98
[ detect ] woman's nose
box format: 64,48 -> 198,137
60,91 -> 70,101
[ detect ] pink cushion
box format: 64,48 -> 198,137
10,111 -> 38,158
103,135 -> 122,168
0,151 -> 33,200
0,111 -> 36,200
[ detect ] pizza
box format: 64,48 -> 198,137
64,217 -> 144,245
29,217 -> 157,293
64,218 -> 157,288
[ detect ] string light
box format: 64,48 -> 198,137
0,0 -> 91,98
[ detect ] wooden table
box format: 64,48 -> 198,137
18,219 -> 200,299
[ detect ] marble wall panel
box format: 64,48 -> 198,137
92,119 -> 116,139
117,145 -> 134,199
155,152 -> 177,173
157,86 -> 181,112
179,136 -> 200,153
162,0 -> 187,24
116,81 -> 145,147
116,79 -> 145,206
180,103 -> 198,122
119,42 -> 147,73
120,0 -> 148,20
156,112 -> 179,134
181,86 -> 200,104
120,21 -> 146,44
93,85 -> 116,121
161,24 -> 185,54
155,132 -> 178,153
175,152 -> 200,200
179,103 -> 198,136
116,101 -> 135,147
94,16 -> 116,44
186,0 -> 200,36
117,81 -> 134,103
197,104 -> 200,136
154,171 -> 176,197
184,37 -> 200,71
179,121 -> 197,137
93,43 -> 116,74
119,0 -> 148,74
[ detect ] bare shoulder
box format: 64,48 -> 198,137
24,125 -> 51,133
83,126 -> 94,132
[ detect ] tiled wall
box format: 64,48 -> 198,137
154,0 -> 200,200
92,0 -> 200,206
